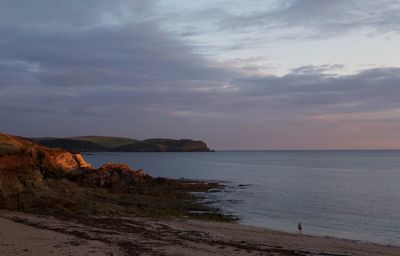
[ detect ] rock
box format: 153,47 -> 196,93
66,162 -> 152,193
99,163 -> 132,173
51,152 -> 87,171
135,169 -> 145,177
93,163 -> 150,191
74,154 -> 92,169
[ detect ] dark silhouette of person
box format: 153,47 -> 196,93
298,222 -> 302,233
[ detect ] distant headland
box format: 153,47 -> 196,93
31,136 -> 211,152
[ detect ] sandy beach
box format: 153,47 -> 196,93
0,210 -> 399,256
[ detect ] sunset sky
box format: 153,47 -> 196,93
1,0 -> 400,149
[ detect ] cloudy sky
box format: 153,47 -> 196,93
1,0 -> 400,149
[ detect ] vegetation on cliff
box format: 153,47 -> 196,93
0,133 -> 228,221
33,136 -> 211,152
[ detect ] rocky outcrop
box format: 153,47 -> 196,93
73,163 -> 150,192
0,133 -> 162,210
0,132 -> 223,219
50,151 -> 92,172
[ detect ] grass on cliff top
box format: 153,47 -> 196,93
0,133 -> 33,155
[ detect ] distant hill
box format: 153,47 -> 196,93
116,139 -> 210,152
38,138 -> 107,152
70,136 -> 138,149
32,136 -> 211,152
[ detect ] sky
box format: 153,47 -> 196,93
1,0 -> 400,149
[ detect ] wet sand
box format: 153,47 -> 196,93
1,210 -> 399,256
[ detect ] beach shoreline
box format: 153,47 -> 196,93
1,210 -> 399,256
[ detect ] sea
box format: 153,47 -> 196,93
84,150 -> 400,246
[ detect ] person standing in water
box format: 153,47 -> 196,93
298,222 -> 302,234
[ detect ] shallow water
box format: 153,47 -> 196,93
84,150 -> 400,245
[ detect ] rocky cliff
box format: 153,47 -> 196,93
0,133 -> 91,205
0,133 -> 223,219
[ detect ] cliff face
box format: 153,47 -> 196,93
50,150 -> 92,171
34,136 -> 211,152
0,133 -> 91,208
0,134 -> 91,173
0,133 -> 148,213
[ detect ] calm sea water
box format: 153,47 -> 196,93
84,151 -> 400,246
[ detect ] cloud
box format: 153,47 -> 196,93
222,0 -> 400,37
160,0 -> 400,44
0,0 -> 157,29
1,0 -> 400,148
0,0 -> 235,112
231,67 -> 400,115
